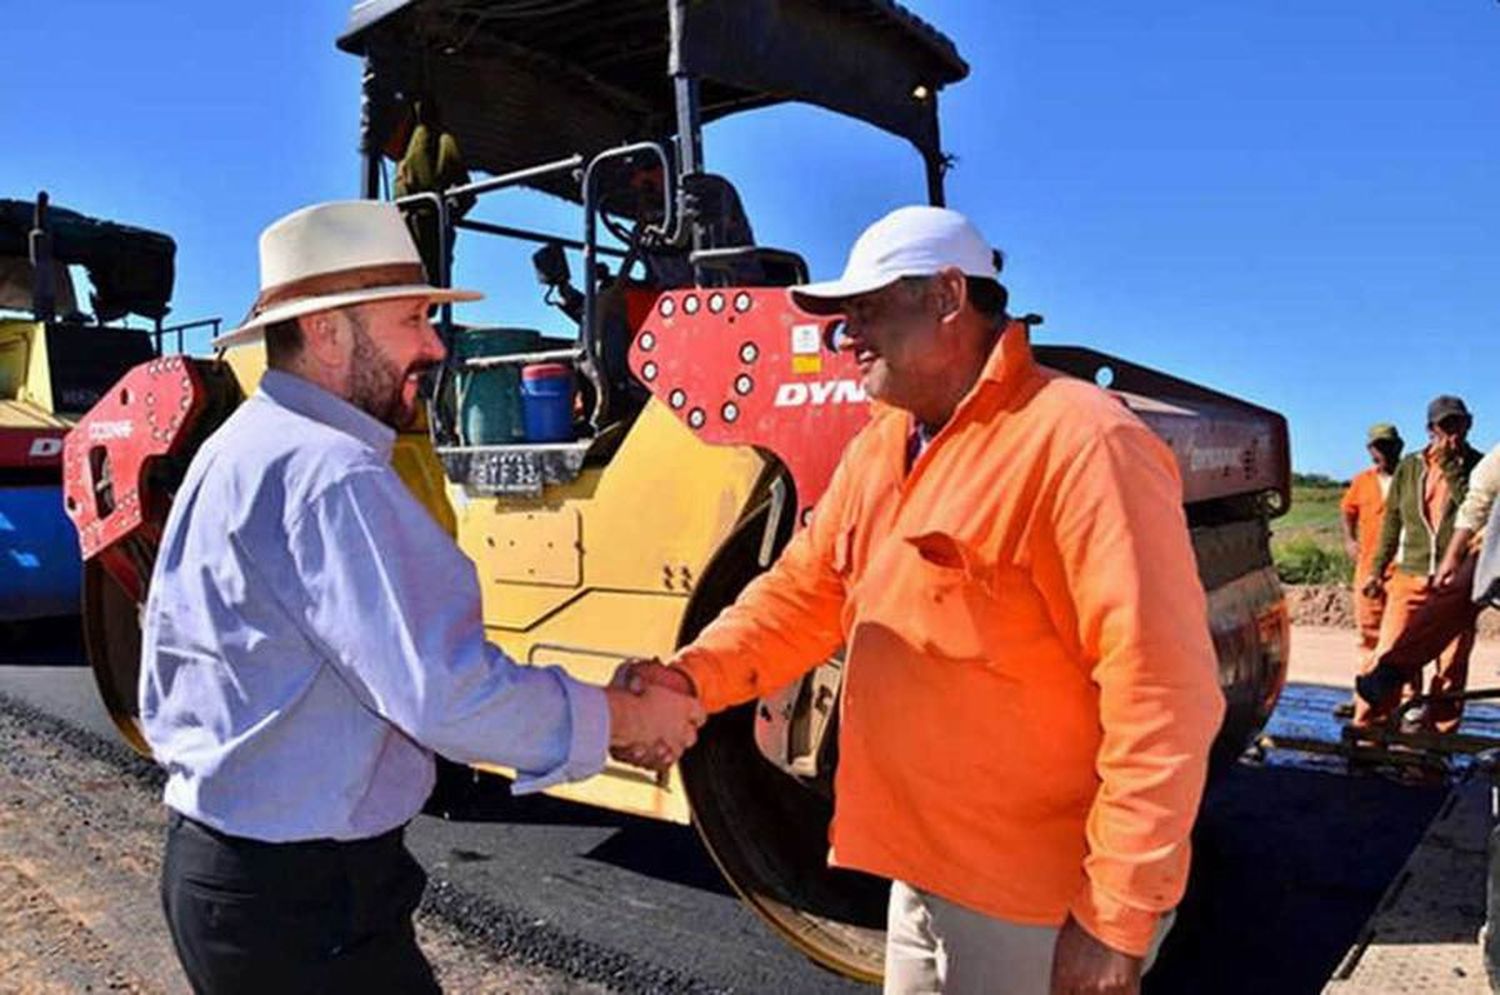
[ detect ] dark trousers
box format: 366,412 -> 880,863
161,810 -> 440,995
1488,817 -> 1500,992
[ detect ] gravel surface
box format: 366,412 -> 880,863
0,692 -> 611,995
0,660 -> 857,995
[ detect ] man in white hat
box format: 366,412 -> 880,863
619,206 -> 1223,994
143,200 -> 702,993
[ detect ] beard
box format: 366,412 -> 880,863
347,312 -> 421,430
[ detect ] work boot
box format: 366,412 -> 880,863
1400,704 -> 1428,734
1355,662 -> 1406,708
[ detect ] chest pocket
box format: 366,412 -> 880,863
887,530 -> 1001,664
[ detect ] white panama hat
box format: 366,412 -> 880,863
212,199 -> 482,350
790,205 -> 998,315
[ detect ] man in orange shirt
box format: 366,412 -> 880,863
620,207 -> 1224,995
1335,423 -> 1403,718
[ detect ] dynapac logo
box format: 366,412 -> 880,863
1189,446 -> 1243,473
28,437 -> 63,458
773,380 -> 868,408
87,420 -> 134,442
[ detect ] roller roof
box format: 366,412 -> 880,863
339,0 -> 968,199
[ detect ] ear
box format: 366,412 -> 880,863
298,311 -> 347,372
934,266 -> 967,325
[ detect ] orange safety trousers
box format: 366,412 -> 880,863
1353,580 -> 1421,703
1355,565 -> 1478,733
1353,585 -> 1386,665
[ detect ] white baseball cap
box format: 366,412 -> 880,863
790,206 -> 999,315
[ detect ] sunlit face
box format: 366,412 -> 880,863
836,277 -> 955,409
342,297 -> 446,430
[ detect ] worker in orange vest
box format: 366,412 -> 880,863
1334,423 -> 1403,718
618,207 -> 1223,995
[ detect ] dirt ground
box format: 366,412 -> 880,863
1287,582 -> 1500,641
0,705 -> 608,995
1289,624 -> 1500,691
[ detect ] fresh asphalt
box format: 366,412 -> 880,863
0,619 -> 1453,994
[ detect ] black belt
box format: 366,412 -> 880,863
167,810 -> 406,859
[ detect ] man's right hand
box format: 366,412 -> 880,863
1049,916 -> 1142,995
604,661 -> 703,772
1435,545 -> 1473,590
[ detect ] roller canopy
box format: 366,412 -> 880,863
339,0 -> 968,200
0,199 -> 175,322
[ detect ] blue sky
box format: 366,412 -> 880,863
2,1 -> 1495,478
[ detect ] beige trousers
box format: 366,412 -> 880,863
883,880 -> 1175,995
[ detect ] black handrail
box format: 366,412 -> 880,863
153,317 -> 222,356
580,141 -> 676,432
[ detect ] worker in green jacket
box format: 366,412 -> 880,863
1356,395 -> 1484,733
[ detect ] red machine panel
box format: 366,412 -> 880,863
629,294 -> 1291,522
61,356 -> 208,601
1032,345 -> 1290,513
1128,397 -> 1284,508
624,289 -> 1290,522
628,287 -> 871,521
0,427 -> 66,470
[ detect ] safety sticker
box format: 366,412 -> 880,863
791,324 -> 821,354
791,323 -> 822,374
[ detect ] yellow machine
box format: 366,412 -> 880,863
1,193 -> 186,622
66,1 -> 1293,980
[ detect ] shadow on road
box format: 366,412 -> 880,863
425,758 -> 734,896
1147,760 -> 1446,995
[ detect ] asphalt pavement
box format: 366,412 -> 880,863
0,619 -> 1461,994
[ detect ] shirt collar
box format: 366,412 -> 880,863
258,369 -> 397,461
977,319 -> 1037,390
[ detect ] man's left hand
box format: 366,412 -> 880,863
1050,916 -> 1142,995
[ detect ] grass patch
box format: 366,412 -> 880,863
1274,536 -> 1354,584
1272,482 -> 1354,585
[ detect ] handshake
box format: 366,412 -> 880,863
603,658 -> 705,772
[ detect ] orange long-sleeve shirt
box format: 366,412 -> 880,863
673,323 -> 1225,957
1341,467 -> 1391,585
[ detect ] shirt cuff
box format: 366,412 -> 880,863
511,672 -> 609,795
670,646 -> 724,712
1069,882 -> 1163,958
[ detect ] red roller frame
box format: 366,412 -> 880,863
627,287 -> 871,522
61,355 -> 208,602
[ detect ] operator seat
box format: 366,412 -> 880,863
591,173 -> 809,431
643,173 -> 808,289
